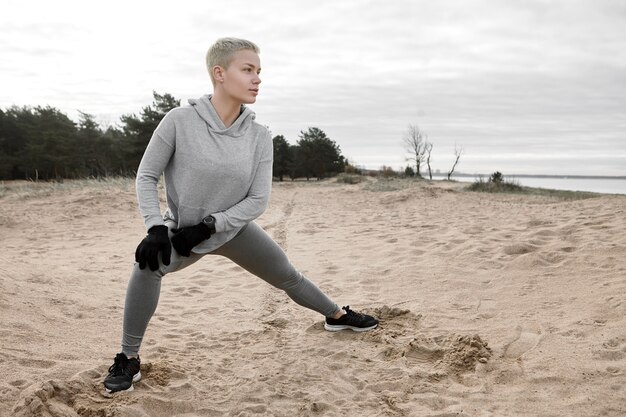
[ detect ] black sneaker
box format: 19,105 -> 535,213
103,353 -> 141,393
324,306 -> 379,332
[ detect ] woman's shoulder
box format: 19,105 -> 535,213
164,105 -> 197,120
249,119 -> 272,140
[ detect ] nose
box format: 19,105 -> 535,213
254,74 -> 261,85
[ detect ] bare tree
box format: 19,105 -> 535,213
447,145 -> 464,180
403,124 -> 427,177
425,142 -> 433,180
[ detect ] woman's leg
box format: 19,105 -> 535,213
121,228 -> 203,357
211,221 -> 340,317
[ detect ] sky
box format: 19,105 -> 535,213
1,0 -> 625,176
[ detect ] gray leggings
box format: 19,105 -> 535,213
121,221 -> 339,356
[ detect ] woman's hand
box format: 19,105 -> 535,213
135,225 -> 172,271
171,223 -> 212,257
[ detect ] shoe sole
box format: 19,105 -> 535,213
324,323 -> 378,332
104,371 -> 142,394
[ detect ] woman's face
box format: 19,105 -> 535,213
220,49 -> 262,104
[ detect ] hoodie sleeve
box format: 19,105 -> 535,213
211,131 -> 273,233
136,110 -> 177,230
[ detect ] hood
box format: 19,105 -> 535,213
188,94 -> 256,137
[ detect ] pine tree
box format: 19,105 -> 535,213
119,91 -> 180,173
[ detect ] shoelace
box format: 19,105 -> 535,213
343,306 -> 365,321
108,353 -> 130,376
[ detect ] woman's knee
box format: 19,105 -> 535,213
131,255 -> 184,280
274,269 -> 306,292
131,263 -> 165,282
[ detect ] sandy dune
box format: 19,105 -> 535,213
0,177 -> 624,416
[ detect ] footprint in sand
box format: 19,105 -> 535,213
504,323 -> 542,359
476,298 -> 498,319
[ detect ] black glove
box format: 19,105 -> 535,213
135,225 -> 172,271
171,223 -> 212,257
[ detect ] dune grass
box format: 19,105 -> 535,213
466,177 -> 600,200
359,175 -> 602,200
466,177 -> 524,193
335,173 -> 364,184
0,175 -> 602,202
362,177 -> 419,192
0,176 -> 136,199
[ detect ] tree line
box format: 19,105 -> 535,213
272,127 -> 345,181
0,92 -> 345,181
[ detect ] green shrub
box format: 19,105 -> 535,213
344,163 -> 362,175
380,165 -> 398,178
490,171 -> 504,183
468,175 -> 523,193
336,173 -> 363,184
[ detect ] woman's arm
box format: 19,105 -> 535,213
211,131 -> 273,233
136,113 -> 176,231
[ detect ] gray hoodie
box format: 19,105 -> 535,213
135,94 -> 273,254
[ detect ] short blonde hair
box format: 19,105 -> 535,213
206,37 -> 260,85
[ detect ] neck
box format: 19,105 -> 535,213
210,91 -> 241,128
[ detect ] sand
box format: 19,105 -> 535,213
0,177 -> 624,417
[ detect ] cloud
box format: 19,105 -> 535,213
1,0 -> 624,175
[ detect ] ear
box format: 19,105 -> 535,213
212,65 -> 225,83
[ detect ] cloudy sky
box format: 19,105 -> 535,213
2,0 -> 625,175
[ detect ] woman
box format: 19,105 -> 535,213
103,37 -> 378,394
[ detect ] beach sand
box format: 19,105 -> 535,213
1,177 -> 624,416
